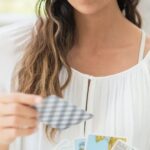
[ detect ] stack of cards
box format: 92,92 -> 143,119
74,134 -> 136,150
112,140 -> 137,150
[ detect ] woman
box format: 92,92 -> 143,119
0,0 -> 150,149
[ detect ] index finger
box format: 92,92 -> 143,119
0,92 -> 43,106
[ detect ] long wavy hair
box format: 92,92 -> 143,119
12,0 -> 142,141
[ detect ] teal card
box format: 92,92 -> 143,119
74,138 -> 86,150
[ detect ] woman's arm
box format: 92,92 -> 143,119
0,144 -> 9,150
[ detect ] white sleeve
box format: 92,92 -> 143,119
0,19 -> 36,150
0,20 -> 36,93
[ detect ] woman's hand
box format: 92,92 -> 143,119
0,93 -> 43,145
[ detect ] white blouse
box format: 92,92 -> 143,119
0,20 -> 150,150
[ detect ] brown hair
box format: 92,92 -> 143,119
12,0 -> 142,141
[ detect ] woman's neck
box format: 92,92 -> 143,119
74,0 -> 131,50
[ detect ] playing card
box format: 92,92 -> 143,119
74,138 -> 86,150
85,134 -> 127,150
112,140 -> 137,150
35,95 -> 93,130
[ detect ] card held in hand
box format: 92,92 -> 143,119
35,95 -> 93,130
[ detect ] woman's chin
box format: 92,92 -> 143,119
68,0 -> 111,16
74,6 -> 102,16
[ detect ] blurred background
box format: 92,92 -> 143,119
140,0 -> 150,33
0,0 -> 36,26
0,0 -> 150,33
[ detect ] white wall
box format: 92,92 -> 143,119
139,0 -> 150,33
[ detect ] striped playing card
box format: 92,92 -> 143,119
35,95 -> 93,130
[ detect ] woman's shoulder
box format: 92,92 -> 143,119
143,32 -> 150,61
144,32 -> 150,55
142,32 -> 150,73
